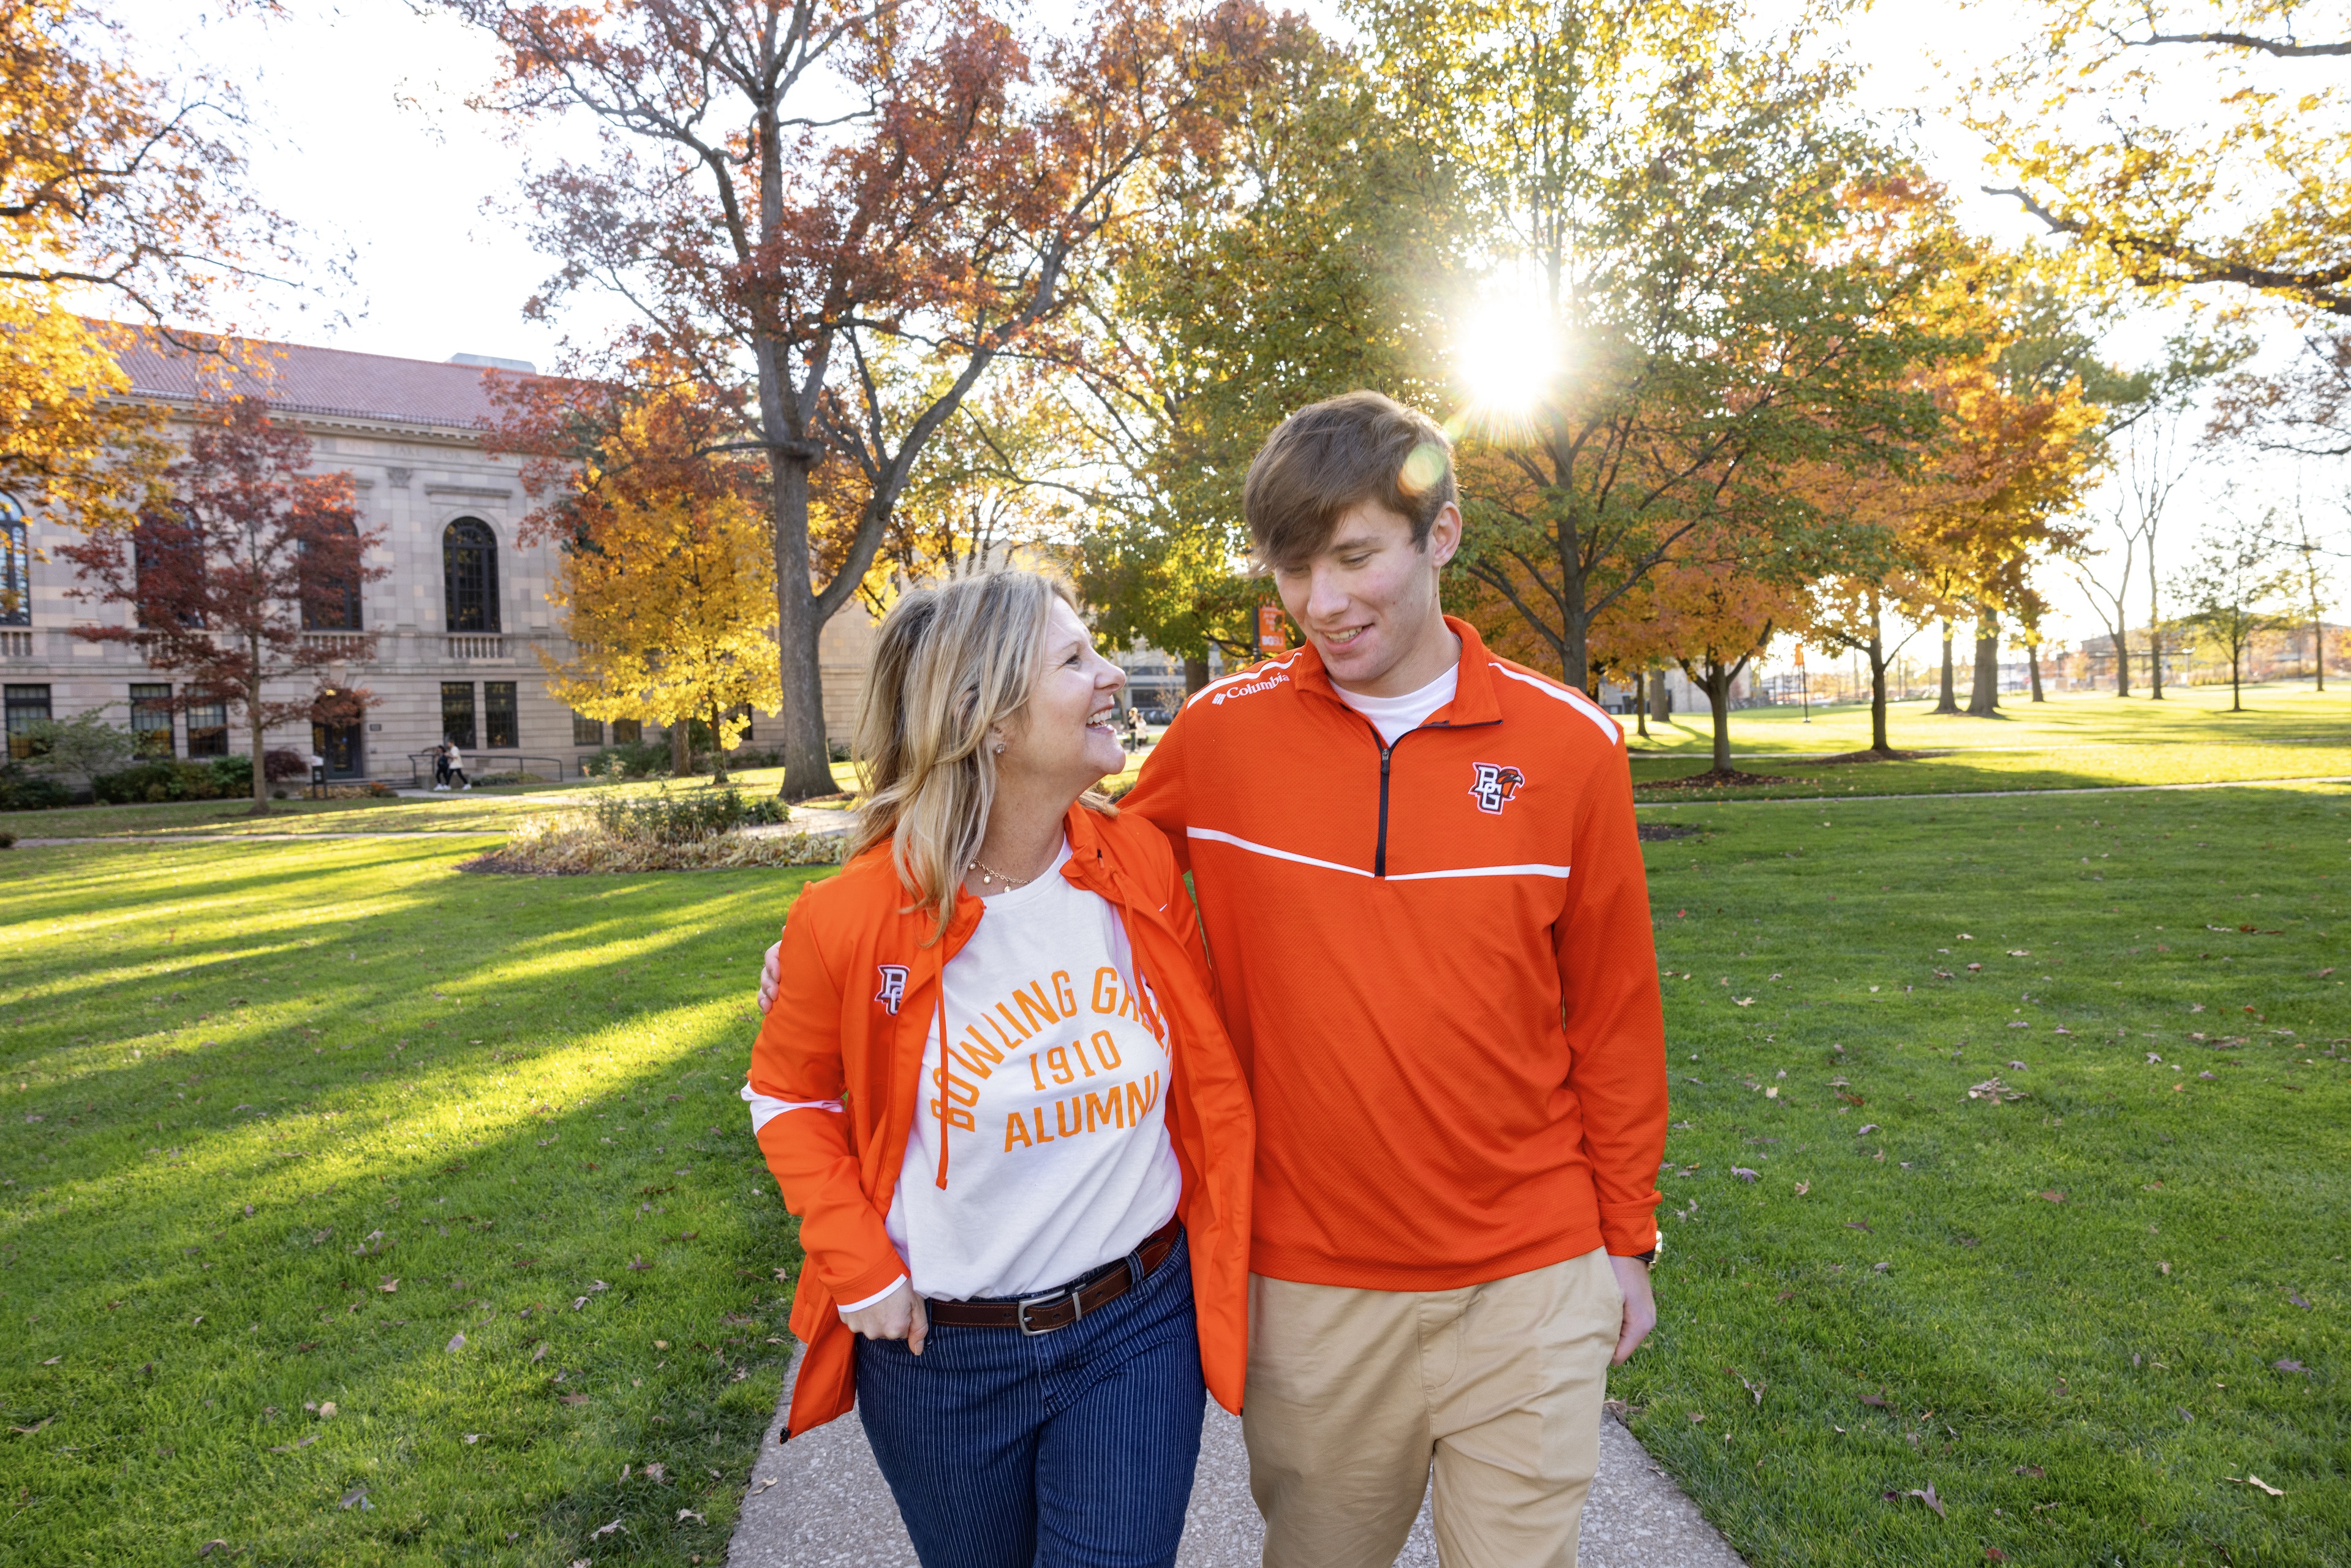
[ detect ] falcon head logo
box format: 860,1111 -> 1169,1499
1468,763 -> 1526,815
874,965 -> 909,1016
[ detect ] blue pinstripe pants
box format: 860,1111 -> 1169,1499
855,1233 -> 1206,1568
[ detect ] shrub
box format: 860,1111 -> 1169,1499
208,754 -> 255,795
0,766 -> 73,812
0,828 -> 13,848
586,786 -> 789,844
465,803 -> 842,875
91,760 -> 228,804
582,739 -> 673,780
263,748 -> 309,782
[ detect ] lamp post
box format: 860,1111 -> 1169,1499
1795,647 -> 1809,723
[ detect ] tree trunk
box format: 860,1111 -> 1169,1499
2146,557 -> 2165,700
247,698 -> 270,816
1934,623 -> 1959,714
709,699 -> 730,787
1632,671 -> 1649,739
1965,617 -> 2000,715
670,720 -> 692,778
1651,668 -> 1670,721
2028,643 -> 2045,702
1183,654 -> 1210,698
1707,663 -> 1732,773
2315,601 -> 2327,692
1868,626 -> 1891,755
771,450 -> 836,801
2231,642 -> 2243,711
2111,623 -> 2131,696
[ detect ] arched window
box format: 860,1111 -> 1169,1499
0,495 -> 26,627
443,518 -> 500,633
301,517 -> 363,630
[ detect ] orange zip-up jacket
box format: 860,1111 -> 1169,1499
747,802 -> 1255,1438
1120,617 -> 1666,1291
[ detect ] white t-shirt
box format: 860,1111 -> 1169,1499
877,840 -> 1181,1303
1333,662 -> 1459,745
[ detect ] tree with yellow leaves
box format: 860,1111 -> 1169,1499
534,388 -> 781,787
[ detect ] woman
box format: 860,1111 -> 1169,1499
742,571 -> 1253,1568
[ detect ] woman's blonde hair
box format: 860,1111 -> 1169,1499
849,570 -> 1112,938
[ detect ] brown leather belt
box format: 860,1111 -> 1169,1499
923,1216 -> 1182,1334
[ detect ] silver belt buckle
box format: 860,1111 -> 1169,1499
1016,1286 -> 1077,1335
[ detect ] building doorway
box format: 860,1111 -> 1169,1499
312,721 -> 364,779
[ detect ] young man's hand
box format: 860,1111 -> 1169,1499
758,940 -> 781,1014
1607,1254 -> 1657,1365
840,1280 -> 926,1355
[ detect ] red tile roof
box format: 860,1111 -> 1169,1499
113,331 -> 532,431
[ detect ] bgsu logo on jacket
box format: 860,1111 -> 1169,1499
1468,763 -> 1526,815
874,965 -> 909,1015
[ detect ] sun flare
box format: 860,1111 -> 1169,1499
1454,288 -> 1561,417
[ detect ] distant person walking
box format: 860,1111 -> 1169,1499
431,743 -> 452,791
744,571 -> 1254,1568
444,741 -> 468,791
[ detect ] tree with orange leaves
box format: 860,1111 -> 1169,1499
434,0 -> 1273,796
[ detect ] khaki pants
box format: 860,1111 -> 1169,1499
1243,1249 -> 1621,1568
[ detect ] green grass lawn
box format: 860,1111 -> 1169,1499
1627,684 -> 2351,803
1623,780 -> 2350,1565
4,767 -> 2345,1566
1,840 -> 828,1566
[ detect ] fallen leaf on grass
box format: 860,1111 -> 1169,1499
10,1417 -> 52,1435
559,1394 -> 590,1406
531,1343 -> 549,1363
2039,1191 -> 2066,1204
198,1542 -> 230,1558
2224,1475 -> 2284,1496
2159,1262 -> 2172,1275
265,1434 -> 318,1453
2287,1291 -> 2312,1309
39,1356 -> 59,1366
1855,1124 -> 1879,1136
1986,1550 -> 2007,1562
1845,1221 -> 1873,1233
445,1333 -> 466,1353
339,1488 -> 368,1510
592,1517 -> 625,1537
1792,1182 -> 1809,1196
1885,1482 -> 1945,1518
2012,1464 -> 2043,1477
1730,1167 -> 1759,1182
627,1256 -> 652,1272
317,1402 -> 336,1419
378,1278 -> 398,1294
1860,1393 -> 1889,1408
676,1509 -> 706,1525
464,1433 -> 481,1444
2273,1360 -> 2312,1376
572,1297 -> 589,1311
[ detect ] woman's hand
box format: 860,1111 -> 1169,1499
841,1280 -> 927,1355
758,940 -> 781,1014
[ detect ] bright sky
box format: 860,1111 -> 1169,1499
104,0 -> 2345,658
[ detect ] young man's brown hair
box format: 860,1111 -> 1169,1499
1242,390 -> 1457,569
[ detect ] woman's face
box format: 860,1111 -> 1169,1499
999,598 -> 1127,795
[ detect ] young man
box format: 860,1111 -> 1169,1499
1118,390 -> 1667,1568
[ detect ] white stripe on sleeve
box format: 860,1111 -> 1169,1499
835,1276 -> 908,1316
741,1080 -> 842,1132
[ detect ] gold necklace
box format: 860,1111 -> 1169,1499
970,856 -> 1037,891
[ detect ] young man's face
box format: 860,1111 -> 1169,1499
1271,499 -> 1461,696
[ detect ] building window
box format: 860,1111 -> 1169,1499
4,684 -> 50,760
301,518 -> 363,630
130,683 -> 175,756
442,518 -> 500,633
572,712 -> 604,747
441,682 -> 477,750
186,698 -> 228,756
0,495 -> 26,627
610,717 -> 641,744
484,682 -> 518,749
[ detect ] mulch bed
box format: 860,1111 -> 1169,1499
1636,769 -> 1794,791
1634,823 -> 1700,841
1806,748 -> 1941,764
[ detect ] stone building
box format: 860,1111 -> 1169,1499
1,331 -> 874,782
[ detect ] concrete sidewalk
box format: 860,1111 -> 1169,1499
726,1352 -> 1746,1567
